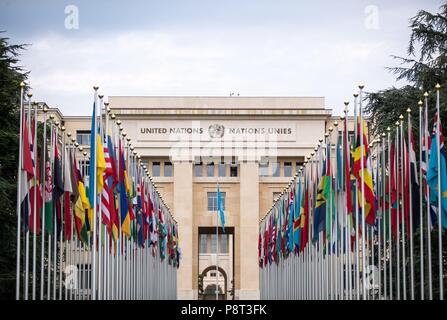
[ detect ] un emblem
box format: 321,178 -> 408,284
209,124 -> 225,138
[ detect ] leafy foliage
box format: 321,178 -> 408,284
0,33 -> 28,299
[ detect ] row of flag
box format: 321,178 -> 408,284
16,86 -> 180,300
259,84 -> 446,300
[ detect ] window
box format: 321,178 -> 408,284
230,164 -> 238,177
296,161 -> 303,172
272,162 -> 280,177
164,162 -> 173,177
200,234 -> 208,253
76,264 -> 92,290
194,162 -> 203,177
273,192 -> 281,202
207,162 -> 215,177
220,234 -> 228,254
81,160 -> 90,177
210,272 -> 216,277
210,234 -> 217,253
218,163 -> 226,177
207,192 -> 226,211
284,162 -> 292,177
76,130 -> 91,145
259,162 -> 269,177
152,162 -> 160,177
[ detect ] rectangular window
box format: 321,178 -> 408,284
272,162 -> 280,177
259,162 -> 269,177
220,234 -> 228,254
207,162 -> 215,177
207,192 -> 225,211
218,163 -> 226,177
152,162 -> 160,177
76,130 -> 91,146
296,161 -> 303,171
210,234 -> 217,253
200,234 -> 208,253
273,192 -> 281,202
194,162 -> 203,177
230,164 -> 238,177
164,162 -> 173,177
284,162 -> 292,177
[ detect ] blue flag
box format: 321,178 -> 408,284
217,185 -> 225,232
427,116 -> 447,230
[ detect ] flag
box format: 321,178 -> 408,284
427,113 -> 447,230
407,128 -> 421,233
353,118 -> 376,225
63,147 -> 73,240
20,114 -> 34,232
96,135 -> 106,195
119,141 -> 131,237
53,135 -> 64,234
29,118 -> 43,234
217,185 -> 225,232
293,176 -> 301,253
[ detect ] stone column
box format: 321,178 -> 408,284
174,162 -> 194,299
238,161 -> 260,299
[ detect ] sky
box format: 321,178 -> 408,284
0,0 -> 443,115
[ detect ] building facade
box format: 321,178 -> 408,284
57,96 -> 361,300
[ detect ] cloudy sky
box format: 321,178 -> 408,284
0,0 -> 442,115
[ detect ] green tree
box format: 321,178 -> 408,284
0,33 -> 28,299
365,3 -> 447,299
365,3 -> 447,137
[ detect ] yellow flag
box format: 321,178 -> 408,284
96,134 -> 106,194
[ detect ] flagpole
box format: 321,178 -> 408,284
216,181 -> 219,301
399,114 -> 407,300
47,117 -> 54,300
24,92 -> 33,300
40,106 -> 48,300
407,108 -> 415,300
91,86 -> 99,300
32,100 -> 38,300
52,121 -> 59,300
418,100 -> 424,300
16,82 -> 25,300
395,120 -> 401,300
353,92 -> 360,300
434,84 -> 443,300
59,124 -> 66,300
387,126 -> 393,300
424,91 -> 433,300
382,132 -> 387,300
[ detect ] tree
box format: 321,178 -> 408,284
0,33 -> 28,299
365,3 -> 447,137
365,3 -> 447,299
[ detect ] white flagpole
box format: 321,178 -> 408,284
407,108 -> 415,300
424,92 -> 433,300
353,92 -> 360,300
97,94 -> 104,300
395,121 -> 401,300
24,94 -> 32,300
399,115 -> 407,300
359,84 -> 367,300
387,127 -> 393,300
418,100 -> 424,300
435,84 -> 443,300
59,124 -> 66,300
40,107 -> 48,300
32,100 -> 38,300
16,82 -> 26,300
91,86 -> 99,299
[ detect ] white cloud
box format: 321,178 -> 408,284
20,26 -> 401,116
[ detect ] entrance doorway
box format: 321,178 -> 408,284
198,227 -> 234,300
